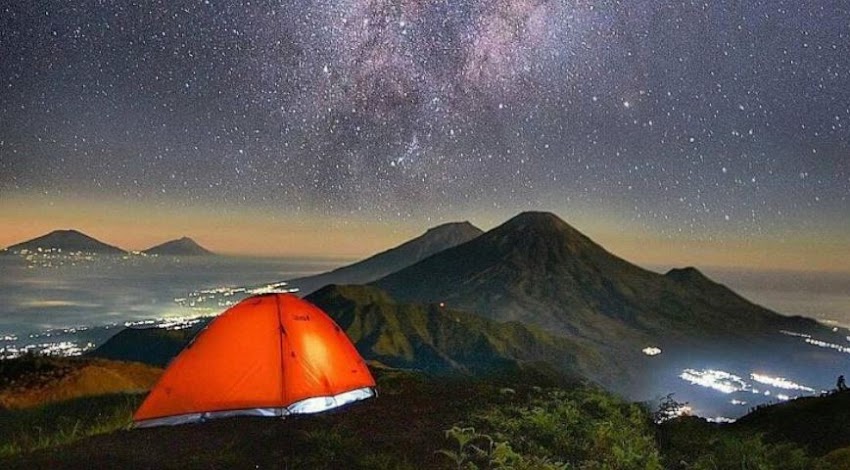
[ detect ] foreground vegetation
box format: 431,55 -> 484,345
1,364 -> 848,469
0,393 -> 142,457
438,386 -> 662,469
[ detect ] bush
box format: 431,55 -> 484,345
437,425 -> 567,470
0,353 -> 70,388
690,435 -> 814,470
440,387 -> 663,469
658,417 -> 840,469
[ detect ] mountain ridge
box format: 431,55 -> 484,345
89,284 -> 616,381
305,284 -> 601,377
89,326 -> 203,367
373,211 -> 827,350
287,221 -> 483,295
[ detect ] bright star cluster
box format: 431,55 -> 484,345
1,0 -> 848,243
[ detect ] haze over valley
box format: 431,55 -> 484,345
2,214 -> 848,420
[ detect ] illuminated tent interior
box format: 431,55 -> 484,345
133,293 -> 376,428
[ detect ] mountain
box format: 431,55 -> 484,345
88,284 -> 608,380
2,229 -> 125,255
305,284 -> 605,377
89,286 -> 604,379
88,326 -> 203,367
373,212 -> 826,351
143,237 -> 214,256
287,221 -> 483,295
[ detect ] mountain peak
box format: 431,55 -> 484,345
143,237 -> 213,256
665,267 -> 711,284
373,210 -> 649,333
425,221 -> 480,235
512,211 -> 564,223
4,229 -> 126,254
421,221 -> 483,243
287,220 -> 482,295
45,229 -> 94,241
54,229 -> 83,235
499,211 -> 578,235
374,209 -> 809,347
484,211 -> 599,257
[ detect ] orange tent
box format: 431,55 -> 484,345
133,293 -> 376,427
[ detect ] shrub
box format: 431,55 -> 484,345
690,435 -> 813,470
441,387 -> 663,469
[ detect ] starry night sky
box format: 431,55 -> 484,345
1,1 -> 848,267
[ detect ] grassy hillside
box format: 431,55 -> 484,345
731,390 -> 850,456
0,369 -> 568,468
0,393 -> 143,458
89,286 -> 612,383
2,369 -> 847,469
658,391 -> 850,469
307,284 -> 613,380
0,355 -> 161,410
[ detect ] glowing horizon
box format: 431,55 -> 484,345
2,193 -> 848,274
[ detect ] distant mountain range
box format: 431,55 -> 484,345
287,221 -> 482,295
2,230 -> 213,256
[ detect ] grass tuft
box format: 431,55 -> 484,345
0,392 -> 142,457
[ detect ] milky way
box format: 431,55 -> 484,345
1,0 -> 848,239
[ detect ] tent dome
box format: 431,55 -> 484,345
134,293 -> 376,427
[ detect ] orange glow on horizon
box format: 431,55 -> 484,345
2,193 -> 848,273
0,194 -> 420,259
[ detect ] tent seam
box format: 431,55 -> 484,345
275,294 -> 285,406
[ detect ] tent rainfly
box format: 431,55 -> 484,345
133,293 -> 376,428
